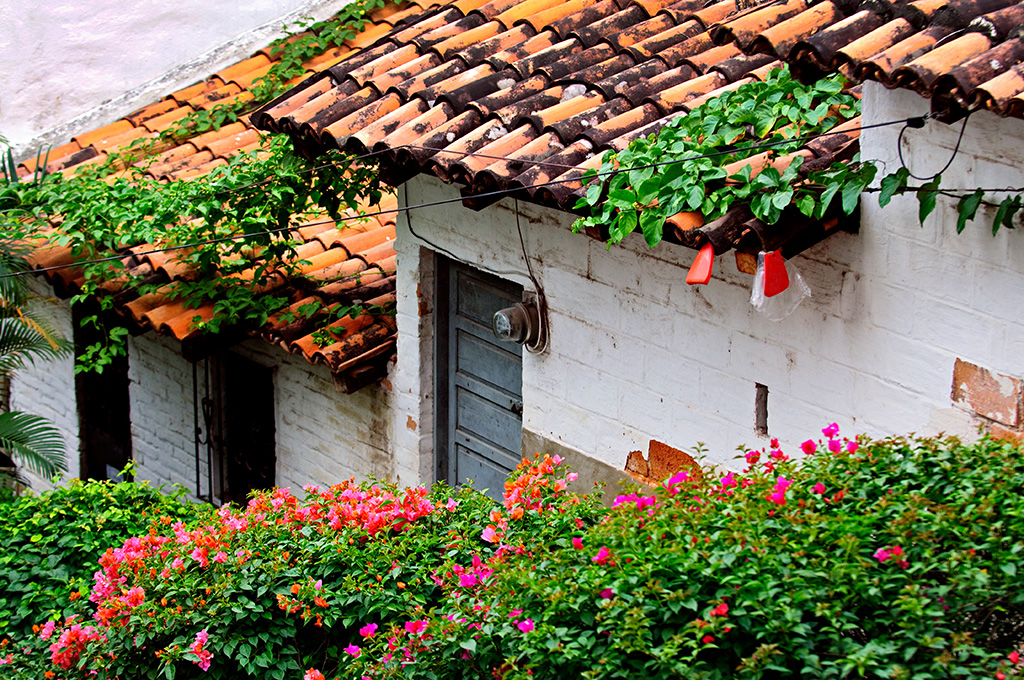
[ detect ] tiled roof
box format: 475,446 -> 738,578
16,2 -> 446,391
252,0 -> 1024,256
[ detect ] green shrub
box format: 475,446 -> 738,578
0,474 -> 196,639
352,430 -> 1024,680
2,432 -> 1022,680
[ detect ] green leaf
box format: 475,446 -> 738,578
955,188 -> 984,234
917,176 -> 942,225
841,180 -> 865,214
1000,563 -> 1017,577
878,168 -> 909,208
460,639 -> 477,653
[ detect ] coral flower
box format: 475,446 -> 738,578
304,670 -> 325,680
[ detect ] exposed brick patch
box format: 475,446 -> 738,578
951,358 -> 1022,428
624,440 -> 702,486
988,423 -> 1024,446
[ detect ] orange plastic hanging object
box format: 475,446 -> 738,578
686,242 -> 715,285
763,250 -> 790,297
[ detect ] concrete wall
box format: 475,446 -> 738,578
0,0 -> 355,157
393,92 -> 1024,479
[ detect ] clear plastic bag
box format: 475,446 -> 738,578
750,251 -> 811,321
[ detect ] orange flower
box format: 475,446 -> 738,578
290,583 -> 301,595
314,596 -> 328,608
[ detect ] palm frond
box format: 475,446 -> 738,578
0,316 -> 71,372
0,411 -> 66,478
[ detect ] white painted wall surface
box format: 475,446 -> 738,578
0,0 -> 355,156
7,279 -> 80,491
128,333 -> 393,501
394,93 -> 1024,476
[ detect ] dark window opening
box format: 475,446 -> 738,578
212,353 -> 276,505
73,301 -> 133,481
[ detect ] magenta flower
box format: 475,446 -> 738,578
812,482 -> 826,494
828,438 -> 842,454
874,547 -> 892,562
599,588 -> 614,599
125,586 -> 145,607
592,546 -> 612,565
517,619 -> 535,632
344,643 -> 361,658
404,620 -> 428,635
847,440 -> 859,454
459,573 -> 479,588
822,423 -> 840,438
800,440 -> 817,455
572,537 -> 583,550
359,623 -> 378,638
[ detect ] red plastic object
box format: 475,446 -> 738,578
686,243 -> 715,285
763,250 -> 790,297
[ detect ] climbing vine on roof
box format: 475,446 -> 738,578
0,3 -> 393,373
574,65 -> 1023,250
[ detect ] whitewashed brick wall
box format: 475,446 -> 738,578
129,333 -> 393,501
7,279 -> 79,490
395,92 -> 1024,475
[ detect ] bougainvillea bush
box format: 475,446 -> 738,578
0,474 -> 195,640
2,429 -> 1023,679
0,456 -> 603,679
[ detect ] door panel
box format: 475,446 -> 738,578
437,258 -> 523,502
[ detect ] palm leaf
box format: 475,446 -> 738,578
0,316 -> 70,372
0,411 -> 66,478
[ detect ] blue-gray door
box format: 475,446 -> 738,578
436,258 -> 523,501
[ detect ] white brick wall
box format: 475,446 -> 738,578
128,333 -> 393,501
7,279 -> 79,490
395,94 -> 1024,473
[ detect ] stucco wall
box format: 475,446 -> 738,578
393,93 -> 1024,478
0,0 -> 355,157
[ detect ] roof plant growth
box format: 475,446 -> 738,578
574,66 -> 1023,248
0,426 -> 1021,679
0,0 -> 390,373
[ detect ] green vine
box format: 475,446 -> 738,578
573,65 -> 1023,250
0,2 -> 395,372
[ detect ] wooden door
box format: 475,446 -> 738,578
436,259 -> 523,501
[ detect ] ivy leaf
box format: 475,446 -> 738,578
795,193 -> 816,218
686,184 -> 705,210
992,196 -> 1021,234
818,183 -> 841,220
639,209 -> 664,248
955,188 -> 984,234
878,168 -> 909,208
917,175 -> 943,225
841,180 -> 865,215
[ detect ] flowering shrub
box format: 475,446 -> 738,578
2,432 -> 1022,679
0,475 -> 195,639
1,455 -> 600,678
347,429 -> 1023,680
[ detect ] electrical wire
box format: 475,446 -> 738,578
897,110 -> 971,182
0,114 -> 935,280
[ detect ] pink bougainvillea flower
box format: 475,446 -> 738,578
445,497 -> 459,511
459,573 -> 479,588
212,551 -> 228,564
481,525 -> 499,543
800,440 -> 817,455
768,476 -> 791,505
125,586 -> 145,608
592,546 -> 612,565
39,620 -> 57,640
822,423 -> 840,438
600,588 -> 614,599
344,643 -> 361,658
572,537 -> 584,550
405,620 -> 428,635
812,482 -> 826,495
745,450 -> 761,465
827,438 -> 842,454
304,669 -> 326,680
846,440 -> 859,454
359,623 -> 378,638
517,619 -> 535,632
